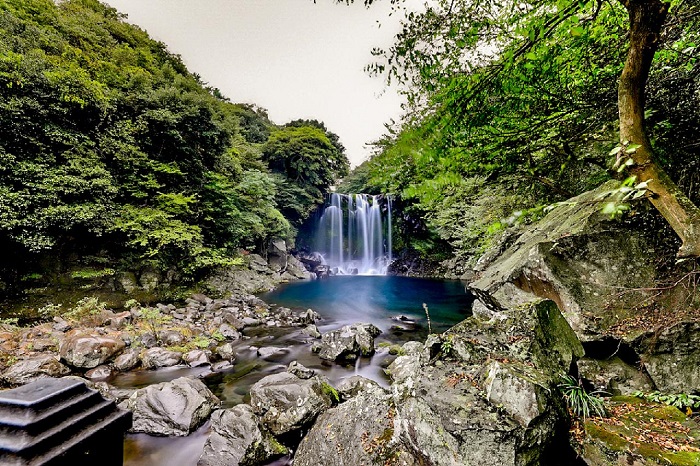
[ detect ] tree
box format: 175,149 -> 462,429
358,0 -> 700,257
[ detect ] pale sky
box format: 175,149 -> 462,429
102,0 -> 413,167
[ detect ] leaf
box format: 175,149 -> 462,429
570,26 -> 585,37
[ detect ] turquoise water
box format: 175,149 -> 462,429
261,275 -> 474,335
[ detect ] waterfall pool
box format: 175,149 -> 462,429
122,276 -> 473,465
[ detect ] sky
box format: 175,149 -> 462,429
102,0 -> 413,167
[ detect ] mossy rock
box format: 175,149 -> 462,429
583,397 -> 700,465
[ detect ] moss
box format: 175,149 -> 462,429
267,435 -> 289,455
321,382 -> 340,404
585,400 -> 700,466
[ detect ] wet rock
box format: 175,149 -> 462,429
301,324 -> 321,339
287,361 -> 315,379
211,360 -> 233,372
59,330 -> 125,369
215,343 -> 235,361
122,377 -> 219,436
183,350 -> 210,368
257,347 -> 286,360
141,347 -> 182,369
249,372 -> 336,435
114,349 -> 140,372
160,330 -> 186,346
317,323 -> 382,361
198,404 -> 287,466
85,365 -> 112,380
1,355 -> 70,385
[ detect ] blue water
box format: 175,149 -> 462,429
261,276 -> 473,335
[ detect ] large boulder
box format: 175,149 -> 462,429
59,330 -> 125,369
577,356 -> 654,395
1,355 -> 70,385
121,377 -> 219,436
198,404 -> 287,466
316,323 -> 382,361
249,372 -> 335,435
295,386 -> 416,466
140,347 -> 182,369
469,181 -> 656,342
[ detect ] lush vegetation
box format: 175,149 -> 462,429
0,0 -> 347,296
342,0 -> 699,267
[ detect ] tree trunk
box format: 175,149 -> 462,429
618,0 -> 700,257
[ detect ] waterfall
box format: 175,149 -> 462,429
314,193 -> 393,275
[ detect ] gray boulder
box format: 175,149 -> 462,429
183,349 -> 210,368
59,330 -> 125,369
317,323 -> 382,361
469,181 -> 656,342
114,349 -> 140,371
1,355 -> 70,385
249,372 -> 335,435
198,404 -> 287,466
121,377 -> 219,436
141,347 -> 182,369
287,361 -> 315,379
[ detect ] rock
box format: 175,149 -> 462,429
160,330 -> 185,346
183,350 -> 210,368
249,372 -> 336,435
295,388 -> 411,466
211,360 -> 233,372
1,355 -> 70,385
85,365 -> 112,380
215,343 -> 235,362
141,347 -> 182,369
630,320 -> 700,393
317,323 -> 382,361
191,294 -> 212,305
101,310 -> 131,329
266,238 -> 288,274
298,300 -> 581,466
469,181 -> 656,342
287,361 -> 315,379
139,269 -> 160,291
301,324 -> 321,339
59,330 -> 125,369
52,317 -> 71,333
218,324 -> 240,340
198,404 -> 287,466
257,347 -> 286,360
336,375 -> 386,401
114,349 -> 140,371
578,356 -> 654,395
298,309 -> 320,325
121,377 -> 219,436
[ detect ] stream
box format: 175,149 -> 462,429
121,276 -> 474,465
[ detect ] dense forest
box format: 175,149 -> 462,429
0,0 -> 348,297
341,0 -> 699,270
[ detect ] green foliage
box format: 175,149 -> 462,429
559,375 -> 607,419
0,0 -> 346,292
320,381 -> 341,404
138,306 -> 172,345
347,0 -> 699,265
632,391 -> 700,411
63,296 -> 106,322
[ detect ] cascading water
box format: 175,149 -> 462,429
314,193 -> 393,275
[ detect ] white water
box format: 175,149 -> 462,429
314,193 -> 393,275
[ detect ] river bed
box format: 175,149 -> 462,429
122,276 -> 473,465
